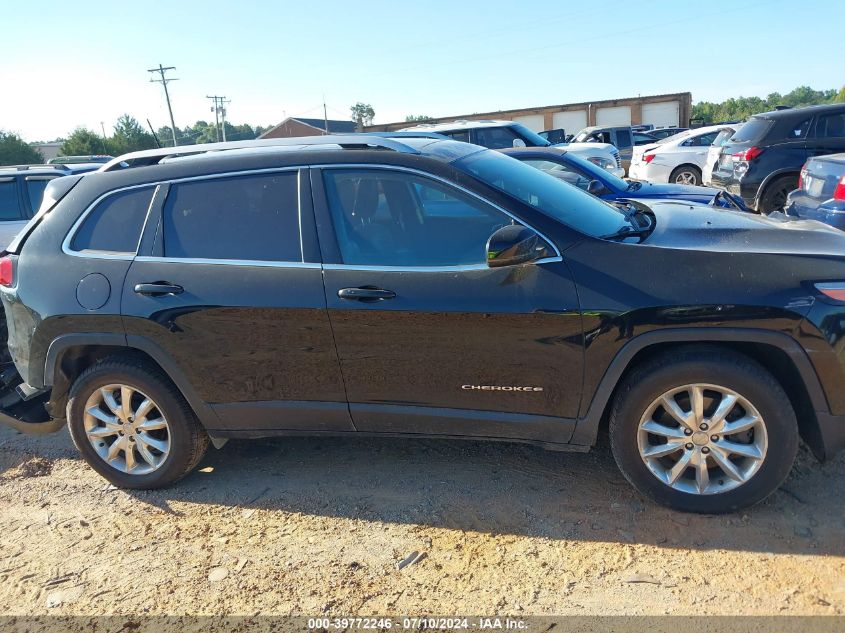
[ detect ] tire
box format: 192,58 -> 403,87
669,165 -> 702,186
759,175 -> 798,214
66,356 -> 209,489
609,347 -> 798,513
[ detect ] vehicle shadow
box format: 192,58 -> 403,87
137,434 -> 844,556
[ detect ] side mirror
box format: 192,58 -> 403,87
486,225 -> 550,268
587,179 -> 607,196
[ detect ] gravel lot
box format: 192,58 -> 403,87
1,423 -> 843,617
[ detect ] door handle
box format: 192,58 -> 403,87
337,287 -> 396,301
134,282 -> 184,296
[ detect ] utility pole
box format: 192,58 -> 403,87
323,95 -> 329,134
99,121 -> 108,153
206,95 -> 230,142
148,64 -> 179,147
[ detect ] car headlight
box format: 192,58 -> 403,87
586,156 -> 616,171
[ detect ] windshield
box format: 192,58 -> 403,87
509,123 -> 551,147
730,118 -> 772,143
572,129 -> 592,142
713,128 -> 735,147
553,152 -> 629,190
454,150 -> 628,238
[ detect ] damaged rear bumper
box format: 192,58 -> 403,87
0,362 -> 65,434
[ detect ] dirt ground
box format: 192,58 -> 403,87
1,423 -> 843,618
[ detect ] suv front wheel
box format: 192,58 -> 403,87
609,348 -> 798,513
67,357 -> 209,488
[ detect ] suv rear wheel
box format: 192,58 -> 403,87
67,357 -> 209,488
609,348 -> 798,513
759,174 -> 797,214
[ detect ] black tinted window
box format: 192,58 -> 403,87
442,130 -> 470,143
616,130 -> 632,147
71,187 -> 153,253
816,112 -> 845,138
730,118 -> 772,143
163,172 -> 301,261
474,126 -> 521,149
323,169 -> 512,267
25,178 -> 56,213
0,179 -> 24,221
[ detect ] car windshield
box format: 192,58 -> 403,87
509,123 -> 552,147
730,118 -> 772,143
454,150 -> 628,238
550,152 -> 629,190
713,129 -> 735,147
572,129 -> 593,142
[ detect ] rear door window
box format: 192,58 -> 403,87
616,130 -> 632,148
71,187 -> 154,253
814,112 -> 845,138
0,178 -> 24,221
441,130 -> 470,143
162,171 -> 301,262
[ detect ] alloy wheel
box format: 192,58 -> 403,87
636,383 -> 767,495
83,383 -> 171,475
674,171 -> 698,185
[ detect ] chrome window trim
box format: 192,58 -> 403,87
63,166 -> 306,263
133,256 -> 320,269
315,163 -> 563,268
322,258 -> 561,273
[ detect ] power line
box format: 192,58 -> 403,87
148,64 -> 179,147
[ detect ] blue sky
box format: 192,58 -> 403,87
1,0 -> 842,141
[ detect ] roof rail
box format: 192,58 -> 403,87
0,164 -> 70,171
99,134 -> 430,172
364,131 -> 448,140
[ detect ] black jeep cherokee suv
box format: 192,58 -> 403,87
2,134 -> 845,513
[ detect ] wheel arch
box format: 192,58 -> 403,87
44,334 -> 219,429
571,328 -> 829,459
755,169 -> 800,209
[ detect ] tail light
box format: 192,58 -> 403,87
0,256 -> 13,287
643,154 -> 656,164
733,146 -> 763,161
834,175 -> 845,201
816,282 -> 845,302
798,163 -> 807,190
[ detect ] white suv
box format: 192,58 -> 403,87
401,120 -> 625,178
628,125 -> 726,186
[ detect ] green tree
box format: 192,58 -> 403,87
111,114 -> 156,154
405,114 -> 432,123
350,102 -> 375,127
0,131 -> 44,164
833,86 -> 845,103
692,85 -> 841,123
60,128 -> 111,156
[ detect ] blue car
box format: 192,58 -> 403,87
501,147 -> 748,210
785,154 -> 845,230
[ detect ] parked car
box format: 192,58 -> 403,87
0,163 -> 99,248
402,120 -> 624,177
709,103 -> 845,213
647,127 -> 689,140
570,126 -> 659,173
783,153 -> 845,228
500,147 -> 748,209
702,127 -> 738,187
2,134 -> 845,514
629,125 -> 728,186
